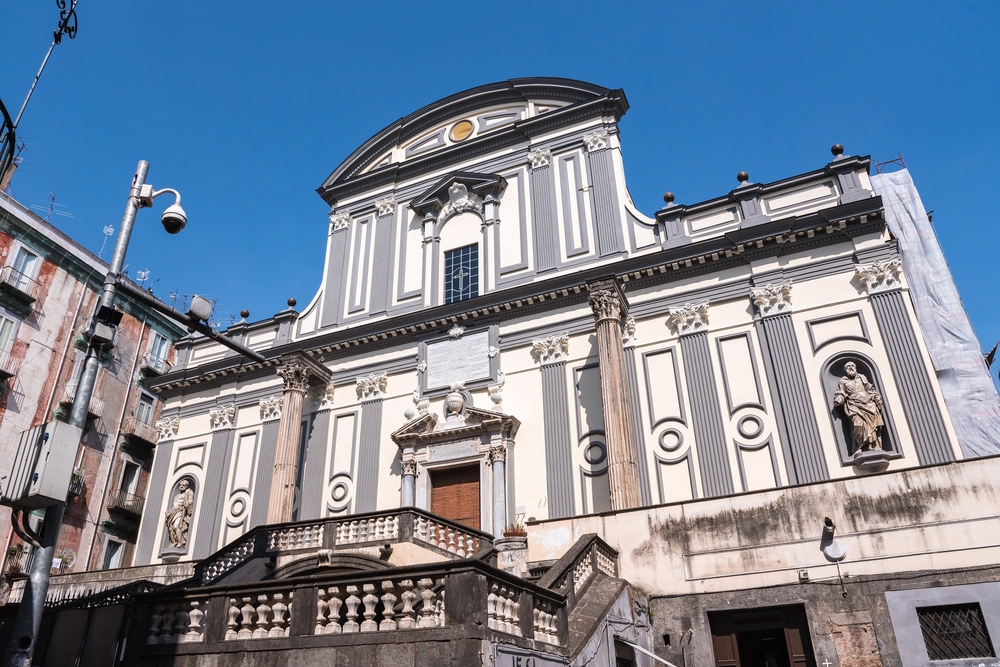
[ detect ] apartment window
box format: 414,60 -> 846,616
444,244 -> 478,304
102,539 -> 124,570
0,314 -> 16,353
120,461 -> 140,495
149,331 -> 169,364
11,247 -> 38,281
135,393 -> 154,425
918,603 -> 996,660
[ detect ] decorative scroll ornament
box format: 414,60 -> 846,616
488,370 -> 506,408
277,361 -> 310,393
622,317 -> 637,348
583,129 -> 611,152
416,360 -> 427,373
751,281 -> 792,317
527,147 -> 552,169
532,332 -> 570,364
855,258 -> 902,294
438,183 -> 481,221
375,196 -> 396,217
412,387 -> 429,416
356,372 -> 388,400
488,346 -> 500,358
319,381 -> 336,410
155,417 -> 180,442
448,324 -> 466,338
400,458 -> 418,477
488,444 -> 507,465
329,211 -> 350,231
666,302 -> 709,336
209,404 -> 236,431
259,396 -> 282,421
588,289 -> 623,323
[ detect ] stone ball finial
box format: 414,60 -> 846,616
737,171 -> 750,184
240,309 -> 249,319
831,144 -> 844,157
287,298 -> 297,308
663,192 -> 675,205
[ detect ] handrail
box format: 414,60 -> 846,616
0,266 -> 39,300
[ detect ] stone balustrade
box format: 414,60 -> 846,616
487,581 -> 522,637
315,577 -> 444,635
224,591 -> 294,640
572,552 -> 593,593
147,598 -> 208,644
414,515 -> 480,556
332,514 -> 400,545
267,523 -> 324,551
533,599 -> 560,646
595,543 -> 617,577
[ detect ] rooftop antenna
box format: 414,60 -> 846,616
136,269 -> 150,288
31,193 -> 72,222
99,225 -> 114,258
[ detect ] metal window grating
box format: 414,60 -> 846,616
917,603 -> 996,661
444,244 -> 478,304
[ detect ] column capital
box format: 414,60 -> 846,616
356,372 -> 388,401
400,458 -> 418,477
532,332 -> 569,365
488,444 -> 507,465
667,302 -> 709,336
209,404 -> 236,431
155,416 -> 180,442
259,395 -> 282,421
586,276 -> 629,324
856,257 -> 902,294
751,280 -> 793,317
527,146 -> 552,169
276,352 -> 331,394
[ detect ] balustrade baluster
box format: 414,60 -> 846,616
361,584 -> 379,632
344,586 -> 361,632
511,596 -> 521,637
174,604 -> 189,643
417,578 -> 437,628
148,604 -> 163,644
375,517 -> 384,541
380,581 -> 397,631
160,604 -> 178,644
253,595 -> 272,638
316,589 -> 329,634
185,601 -> 204,642
447,528 -> 457,553
488,584 -> 499,630
226,599 -> 240,640
436,588 -> 446,627
326,587 -> 343,633
238,597 -> 255,640
270,594 -> 289,637
437,525 -> 448,550
398,580 -> 417,630
349,521 -> 358,543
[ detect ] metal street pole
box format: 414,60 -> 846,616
3,161 -> 148,667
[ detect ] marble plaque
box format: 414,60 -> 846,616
425,331 -> 490,389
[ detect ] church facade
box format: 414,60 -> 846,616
6,78 -> 1000,667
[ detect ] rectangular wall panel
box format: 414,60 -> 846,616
680,333 -> 734,497
320,227 -> 350,329
585,148 -> 623,258
558,154 -> 590,258
529,165 -> 559,273
355,400 -> 383,512
541,362 -> 574,518
298,410 -> 331,521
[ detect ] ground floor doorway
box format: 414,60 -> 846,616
429,464 -> 481,530
709,605 -> 817,667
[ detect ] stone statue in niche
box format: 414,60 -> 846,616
164,479 -> 194,548
833,361 -> 885,454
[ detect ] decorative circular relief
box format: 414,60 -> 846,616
450,120 -> 474,142
331,480 -> 350,503
230,497 -> 246,519
658,428 -> 684,453
584,442 -> 607,466
737,414 -> 764,439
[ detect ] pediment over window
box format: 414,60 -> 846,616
409,171 -> 507,219
391,406 -> 519,448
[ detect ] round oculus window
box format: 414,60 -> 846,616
450,120 -> 474,142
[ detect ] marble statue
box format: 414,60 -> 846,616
833,362 -> 885,454
165,479 -> 194,548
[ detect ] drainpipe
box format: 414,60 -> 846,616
84,317 -> 145,571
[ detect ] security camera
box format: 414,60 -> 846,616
161,202 -> 187,234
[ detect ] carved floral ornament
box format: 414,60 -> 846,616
588,289 -> 623,324
400,458 -> 418,477
438,183 -> 481,221
448,324 -> 465,338
277,361 -> 311,394
751,281 -> 793,317
666,302 -> 709,336
488,443 -> 507,465
527,147 -> 552,169
856,258 -> 903,294
532,332 -> 570,365
155,417 -> 180,442
259,395 -> 282,422
622,316 -> 637,347
375,196 -> 396,217
583,129 -> 611,152
356,372 -> 388,400
328,211 -> 350,231
319,381 -> 336,410
209,404 -> 237,431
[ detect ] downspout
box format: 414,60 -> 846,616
84,317 -> 145,571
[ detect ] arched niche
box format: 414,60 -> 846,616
159,475 -> 197,560
820,353 -> 903,467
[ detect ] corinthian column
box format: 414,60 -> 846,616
587,276 -> 642,510
267,354 -> 331,524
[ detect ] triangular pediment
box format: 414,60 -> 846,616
409,171 -> 506,216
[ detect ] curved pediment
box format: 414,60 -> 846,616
317,78 -> 623,203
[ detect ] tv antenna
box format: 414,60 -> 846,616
136,269 -> 150,287
99,225 -> 114,258
31,193 -> 72,222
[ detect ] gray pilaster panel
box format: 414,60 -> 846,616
870,290 -> 954,465
134,439 -> 173,566
355,399 -> 383,512
756,314 -> 829,484
586,148 -> 624,258
529,165 -> 559,273
193,429 -> 235,559
680,333 -> 734,497
623,347 -> 652,506
320,228 -> 350,329
369,213 -> 395,314
249,420 -> 280,529
541,362 -> 574,518
298,410 -> 331,521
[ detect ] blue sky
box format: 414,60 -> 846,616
3,2 -> 998,352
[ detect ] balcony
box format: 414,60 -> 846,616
122,416 -> 156,445
107,489 -> 145,517
0,350 -> 20,381
140,353 -> 170,377
0,266 -> 39,302
67,467 -> 85,497
4,545 -> 34,578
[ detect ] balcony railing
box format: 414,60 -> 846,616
140,354 -> 170,376
107,489 -> 145,517
0,266 -> 39,301
59,387 -> 105,419
4,546 -> 34,577
122,416 -> 156,445
0,350 -> 20,380
67,467 -> 85,497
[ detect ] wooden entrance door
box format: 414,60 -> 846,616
430,465 -> 481,530
708,605 -> 816,667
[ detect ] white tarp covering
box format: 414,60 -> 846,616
871,169 -> 1000,457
